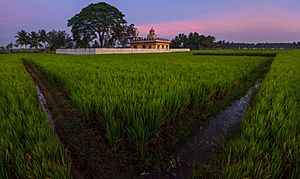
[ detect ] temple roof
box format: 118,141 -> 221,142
131,28 -> 170,43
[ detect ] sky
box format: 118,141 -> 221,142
1,0 -> 300,46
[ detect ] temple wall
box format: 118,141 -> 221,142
56,48 -> 190,54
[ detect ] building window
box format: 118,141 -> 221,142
162,45 -> 164,49
142,45 -> 146,49
134,45 -> 137,49
166,45 -> 169,49
149,46 -> 151,49
157,45 -> 160,49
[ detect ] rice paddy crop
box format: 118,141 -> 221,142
193,49 -> 282,57
192,51 -> 300,178
0,55 -> 71,178
3,50 -> 299,177
25,53 -> 271,160
222,52 -> 300,178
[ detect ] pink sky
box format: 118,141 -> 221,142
1,0 -> 300,45
137,7 -> 300,43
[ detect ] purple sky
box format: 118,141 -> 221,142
1,0 -> 300,46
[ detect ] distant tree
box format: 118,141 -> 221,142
38,29 -> 48,48
47,30 -> 73,51
28,31 -> 42,50
188,32 -> 201,50
171,33 -> 188,48
68,2 -> 127,48
171,32 -> 216,50
0,46 -> 7,54
6,43 -> 13,50
203,35 -> 216,48
15,30 -> 29,48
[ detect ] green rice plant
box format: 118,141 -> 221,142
220,52 -> 300,178
193,49 -> 281,57
24,52 -> 271,161
0,55 -> 71,178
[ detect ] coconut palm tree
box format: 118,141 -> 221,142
6,43 -> 13,50
28,31 -> 42,50
38,29 -> 48,48
15,30 -> 29,49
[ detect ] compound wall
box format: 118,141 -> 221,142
56,48 -> 190,54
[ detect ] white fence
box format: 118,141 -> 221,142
56,48 -> 190,55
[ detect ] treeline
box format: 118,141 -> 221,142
10,29 -> 72,51
215,41 -> 300,49
171,32 -> 216,50
171,33 -> 300,50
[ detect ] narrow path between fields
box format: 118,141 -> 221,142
23,60 -> 123,179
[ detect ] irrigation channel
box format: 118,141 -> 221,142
25,62 -> 86,178
23,60 -> 122,179
23,56 -> 274,178
164,79 -> 262,178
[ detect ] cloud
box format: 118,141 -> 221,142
136,6 -> 300,42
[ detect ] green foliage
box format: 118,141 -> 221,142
68,2 -> 127,48
171,32 -> 216,49
14,29 -> 72,51
28,31 -> 42,49
115,24 -> 138,47
15,30 -> 29,49
38,29 -> 48,48
47,30 -> 73,51
0,55 -> 71,178
26,53 -> 269,161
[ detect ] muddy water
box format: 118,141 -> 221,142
35,84 -> 55,131
167,80 -> 262,177
35,83 -> 85,179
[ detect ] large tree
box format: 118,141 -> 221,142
115,24 -> 138,47
68,2 -> 127,48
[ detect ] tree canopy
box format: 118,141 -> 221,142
47,30 -> 73,51
171,32 -> 216,50
68,2 -> 129,48
15,30 -> 29,48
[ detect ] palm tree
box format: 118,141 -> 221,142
38,29 -> 48,48
6,43 -> 13,50
15,30 -> 29,49
28,31 -> 42,50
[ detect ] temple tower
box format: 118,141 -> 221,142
147,28 -> 157,39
